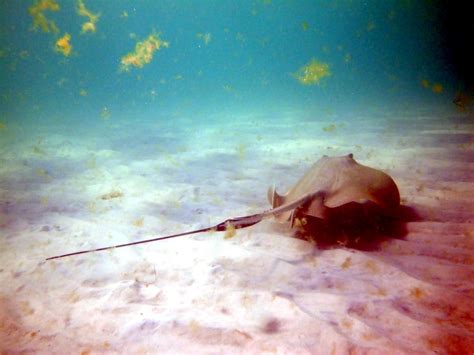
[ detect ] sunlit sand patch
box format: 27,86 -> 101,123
1,109 -> 473,353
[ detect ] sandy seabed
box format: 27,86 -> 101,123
1,106 -> 473,354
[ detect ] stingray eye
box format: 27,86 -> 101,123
347,153 -> 354,159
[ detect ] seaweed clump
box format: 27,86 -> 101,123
77,0 -> 99,34
100,191 -> 123,200
28,0 -> 60,33
294,58 -> 330,85
55,33 -> 72,56
120,32 -> 169,72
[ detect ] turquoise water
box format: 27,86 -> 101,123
0,0 -> 460,125
1,2 -> 474,353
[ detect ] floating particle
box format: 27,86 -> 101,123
341,318 -> 353,329
223,84 -> 235,93
236,143 -> 246,160
322,124 -> 337,132
293,217 -> 307,228
196,32 -> 211,45
421,79 -> 444,94
189,319 -> 200,332
224,222 -> 236,239
41,196 -> 49,206
100,106 -> 110,119
364,260 -> 379,273
293,58 -> 331,85
100,191 -> 123,200
432,83 -> 443,94
132,217 -> 144,227
410,287 -> 425,299
20,301 -> 35,315
35,168 -> 52,182
235,32 -> 245,43
422,79 -> 444,94
57,78 -> 67,86
262,318 -> 280,334
87,201 -> 97,213
367,21 -> 376,31
341,257 -> 352,269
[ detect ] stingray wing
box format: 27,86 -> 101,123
267,186 -> 292,222
324,164 -> 400,210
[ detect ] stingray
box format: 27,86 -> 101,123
46,154 -> 400,261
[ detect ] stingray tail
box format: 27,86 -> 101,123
267,185 -> 284,208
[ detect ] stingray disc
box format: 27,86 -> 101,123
268,153 -> 400,221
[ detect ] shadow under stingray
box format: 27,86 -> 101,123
292,201 -> 420,251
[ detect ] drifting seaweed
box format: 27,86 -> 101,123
77,0 -> 99,34
294,58 -> 331,85
120,32 -> 169,72
55,33 -> 72,56
28,0 -> 60,33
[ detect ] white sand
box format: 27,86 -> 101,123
1,107 -> 473,353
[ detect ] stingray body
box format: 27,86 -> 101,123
46,153 -> 400,260
268,153 -> 400,223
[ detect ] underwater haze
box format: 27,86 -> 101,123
0,0 -> 462,122
1,1 -> 474,353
